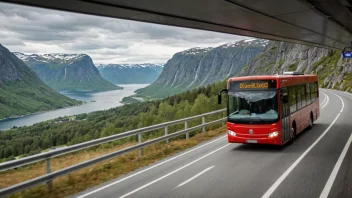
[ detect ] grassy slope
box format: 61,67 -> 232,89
3,127 -> 226,198
0,81 -> 81,119
135,83 -> 188,99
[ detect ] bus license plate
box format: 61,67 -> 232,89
246,140 -> 258,143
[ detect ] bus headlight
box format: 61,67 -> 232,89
268,131 -> 279,138
228,130 -> 236,136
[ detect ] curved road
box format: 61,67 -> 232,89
74,89 -> 352,198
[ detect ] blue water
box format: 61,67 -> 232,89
0,84 -> 149,130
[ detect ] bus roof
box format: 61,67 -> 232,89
228,74 -> 317,80
228,74 -> 318,87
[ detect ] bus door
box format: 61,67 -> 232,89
281,88 -> 291,143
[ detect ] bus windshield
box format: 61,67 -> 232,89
228,90 -> 279,124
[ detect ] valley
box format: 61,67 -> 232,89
98,63 -> 163,84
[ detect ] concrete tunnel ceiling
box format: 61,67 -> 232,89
2,0 -> 352,50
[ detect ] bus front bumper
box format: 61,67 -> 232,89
228,135 -> 282,145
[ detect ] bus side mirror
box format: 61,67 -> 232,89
218,94 -> 222,104
218,88 -> 228,104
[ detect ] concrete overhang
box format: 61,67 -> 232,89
2,0 -> 352,49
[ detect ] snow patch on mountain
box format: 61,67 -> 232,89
14,52 -> 86,64
97,63 -> 164,69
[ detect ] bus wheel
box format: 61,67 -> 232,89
308,113 -> 314,129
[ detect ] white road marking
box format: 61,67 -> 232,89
334,94 -> 344,112
119,144 -> 229,198
321,92 -> 329,108
174,166 -> 214,189
319,133 -> 352,198
320,91 -> 327,106
76,135 -> 226,198
261,92 -> 343,198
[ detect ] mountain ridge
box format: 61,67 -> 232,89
136,39 -> 268,98
14,53 -> 121,92
0,44 -> 82,119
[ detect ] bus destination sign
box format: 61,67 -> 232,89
230,80 -> 276,90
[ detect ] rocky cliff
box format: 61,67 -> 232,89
240,41 -> 352,92
97,63 -> 163,84
14,53 -> 121,92
136,39 -> 268,98
0,44 -> 81,119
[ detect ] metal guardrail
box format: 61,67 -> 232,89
0,109 -> 226,197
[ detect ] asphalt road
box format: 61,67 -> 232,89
74,89 -> 352,198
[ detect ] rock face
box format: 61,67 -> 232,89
14,53 -> 121,92
240,41 -> 330,75
97,64 -> 163,84
240,40 -> 352,92
0,44 -> 81,119
136,39 -> 268,98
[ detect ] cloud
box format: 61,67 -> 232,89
0,2 -> 250,64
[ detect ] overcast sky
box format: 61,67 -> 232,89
0,2 -> 250,64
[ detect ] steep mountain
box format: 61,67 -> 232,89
14,53 -> 122,92
97,63 -> 163,84
239,41 -> 352,92
0,44 -> 81,119
136,39 -> 268,98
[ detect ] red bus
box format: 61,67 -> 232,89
218,72 -> 319,145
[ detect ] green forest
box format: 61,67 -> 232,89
0,80 -> 227,161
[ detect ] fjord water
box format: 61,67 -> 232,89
0,84 -> 149,130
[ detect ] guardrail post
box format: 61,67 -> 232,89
46,158 -> 53,190
138,133 -> 143,157
165,126 -> 169,144
202,116 -> 206,132
185,121 -> 189,139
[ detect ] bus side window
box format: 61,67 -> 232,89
301,84 -> 306,107
289,86 -> 296,112
311,83 -> 316,102
316,82 -> 319,98
296,85 -> 302,110
306,83 -> 311,105
228,95 -> 238,114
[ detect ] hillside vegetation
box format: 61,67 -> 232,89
0,80 -> 227,161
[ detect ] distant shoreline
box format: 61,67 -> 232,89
0,84 -> 149,131
0,102 -> 84,122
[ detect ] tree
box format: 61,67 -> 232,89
157,102 -> 175,121
4,146 -> 13,158
191,94 -> 211,115
101,122 -> 116,137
